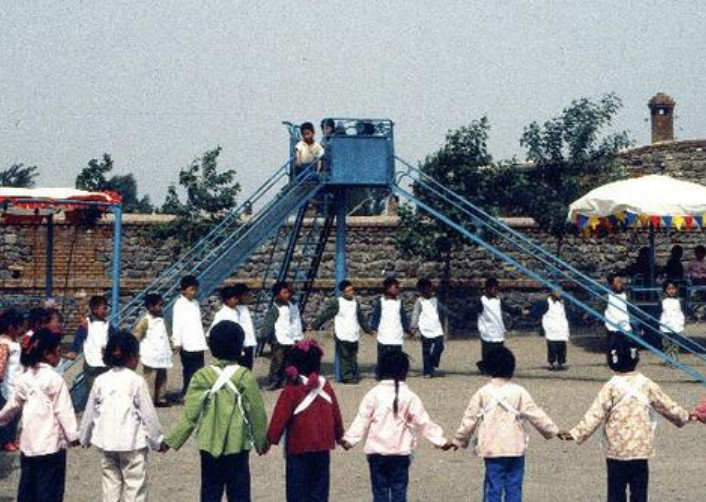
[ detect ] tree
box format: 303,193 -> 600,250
75,154 -> 153,213
0,163 -> 39,187
516,93 -> 632,252
397,117 -> 517,261
159,147 -> 240,243
396,118 -> 522,328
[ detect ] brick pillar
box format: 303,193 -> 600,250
648,92 -> 676,144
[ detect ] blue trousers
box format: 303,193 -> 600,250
367,454 -> 411,502
421,336 -> 444,376
18,450 -> 66,502
484,456 -> 525,502
199,450 -> 250,502
286,451 -> 330,502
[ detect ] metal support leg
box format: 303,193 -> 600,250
45,212 -> 54,299
110,205 -> 123,326
334,189 -> 347,382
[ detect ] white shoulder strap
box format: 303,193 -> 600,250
612,375 -> 651,410
293,375 -> 332,416
476,387 -> 521,419
208,365 -> 240,395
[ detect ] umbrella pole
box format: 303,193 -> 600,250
649,224 -> 656,288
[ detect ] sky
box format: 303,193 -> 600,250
1,1 -> 705,206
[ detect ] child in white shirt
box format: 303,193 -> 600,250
605,274 -> 634,350
68,295 -> 116,391
259,281 -> 304,390
310,279 -> 374,384
473,277 -> 523,374
172,275 -> 208,399
659,280 -> 684,362
295,122 -> 324,174
80,331 -> 165,502
134,293 -> 173,407
531,288 -> 571,371
210,284 -> 257,370
411,278 -> 448,378
370,277 -> 411,378
0,309 -> 25,451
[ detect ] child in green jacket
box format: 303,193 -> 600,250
165,320 -> 269,501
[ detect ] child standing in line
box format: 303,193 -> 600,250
411,278 -> 448,379
530,288 -> 571,371
659,280 -> 684,362
309,280 -> 374,384
473,277 -> 524,374
267,340 -> 344,502
452,346 -> 559,502
370,277 -> 411,376
172,275 -> 208,401
165,321 -> 269,502
0,309 -> 25,452
259,282 -> 304,391
341,351 -> 451,502
210,284 -> 257,370
80,332 -> 165,502
68,295 -> 116,391
0,328 -> 80,502
559,344 -> 691,502
604,274 -> 635,350
134,293 -> 173,407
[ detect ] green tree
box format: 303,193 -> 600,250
75,154 -> 153,213
0,163 -> 39,187
397,118 -> 523,324
159,147 -> 240,243
517,93 -> 632,252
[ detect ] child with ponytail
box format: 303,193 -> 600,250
342,350 -> 452,502
0,328 -> 79,502
80,331 -> 165,502
267,339 -> 344,502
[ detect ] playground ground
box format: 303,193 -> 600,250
2,328 -> 706,501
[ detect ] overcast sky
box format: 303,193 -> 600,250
2,1 -> 705,205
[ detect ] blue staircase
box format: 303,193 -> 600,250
392,157 -> 706,384
115,162 -> 324,328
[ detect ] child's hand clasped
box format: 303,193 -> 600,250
557,431 -> 574,441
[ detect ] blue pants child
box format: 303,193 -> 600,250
367,454 -> 410,502
484,456 -> 524,502
421,336 -> 444,376
286,451 -> 330,502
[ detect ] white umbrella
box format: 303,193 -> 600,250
568,174 -> 706,285
568,175 -> 706,229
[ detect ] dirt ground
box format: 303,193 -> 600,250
3,329 -> 706,501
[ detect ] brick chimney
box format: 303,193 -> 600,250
648,92 -> 676,143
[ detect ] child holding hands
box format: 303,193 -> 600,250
80,331 -> 165,502
165,321 -> 268,502
341,350 -> 452,502
559,344 -> 691,502
0,328 -> 80,502
452,346 -> 558,502
267,339 -> 344,502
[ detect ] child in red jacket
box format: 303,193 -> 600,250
267,339 -> 343,502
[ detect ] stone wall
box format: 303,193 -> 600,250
619,139 -> 706,184
2,139 -> 706,333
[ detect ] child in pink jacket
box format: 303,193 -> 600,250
342,350 -> 451,502
452,346 -> 558,502
0,328 -> 80,502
